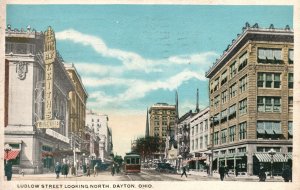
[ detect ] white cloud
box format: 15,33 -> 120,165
56,29 -> 218,73
87,69 -> 207,107
74,62 -> 124,76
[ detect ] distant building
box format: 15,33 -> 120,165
4,26 -> 74,174
205,23 -> 293,175
149,103 -> 176,160
189,107 -> 210,171
86,110 -> 113,162
65,63 -> 88,160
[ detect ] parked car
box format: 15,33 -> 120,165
155,163 -> 176,174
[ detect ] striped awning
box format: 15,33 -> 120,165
265,129 -> 274,135
287,154 -> 292,160
255,153 -> 287,162
4,150 -> 20,160
257,129 -> 265,134
273,129 -> 282,135
288,130 -> 293,136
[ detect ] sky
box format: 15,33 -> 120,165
7,5 -> 293,156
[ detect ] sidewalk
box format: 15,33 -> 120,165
186,170 -> 284,182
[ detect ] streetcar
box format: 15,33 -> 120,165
123,153 -> 141,174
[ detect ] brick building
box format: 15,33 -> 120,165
205,23 -> 293,175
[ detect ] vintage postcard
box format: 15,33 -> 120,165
0,0 -> 299,190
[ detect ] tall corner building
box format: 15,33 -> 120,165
205,23 -> 293,176
149,103 -> 176,160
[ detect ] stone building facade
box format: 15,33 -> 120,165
205,23 -> 293,175
149,103 -> 176,160
4,26 -> 74,174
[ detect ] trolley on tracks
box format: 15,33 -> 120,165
124,153 -> 141,174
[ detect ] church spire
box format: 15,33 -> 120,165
145,108 -> 150,138
195,88 -> 200,113
175,90 -> 179,119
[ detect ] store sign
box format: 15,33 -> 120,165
46,129 -> 69,144
36,120 -> 60,129
44,27 -> 56,120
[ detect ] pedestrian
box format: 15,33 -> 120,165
224,166 -> 229,177
20,168 -> 25,177
55,162 -> 61,179
5,160 -> 13,181
258,166 -> 266,182
111,163 -> 115,176
282,165 -> 292,182
235,166 -> 238,177
219,165 -> 225,181
94,163 -> 98,177
86,164 -> 91,177
181,166 -> 187,178
71,164 -> 76,176
63,163 -> 69,178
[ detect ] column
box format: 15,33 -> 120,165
247,153 -> 253,175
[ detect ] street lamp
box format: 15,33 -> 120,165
209,116 -> 218,176
268,148 -> 276,179
4,144 -> 12,164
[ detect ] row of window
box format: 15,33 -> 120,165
213,122 -> 247,145
191,135 -> 208,151
210,48 -> 294,94
213,75 -> 248,108
191,120 -> 209,135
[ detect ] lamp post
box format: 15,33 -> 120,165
268,148 -> 276,179
4,144 -> 12,164
209,116 -> 217,176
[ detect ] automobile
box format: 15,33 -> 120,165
155,163 -> 177,174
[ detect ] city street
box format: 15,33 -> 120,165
10,169 -> 285,182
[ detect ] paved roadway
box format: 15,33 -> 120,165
10,169 -> 284,182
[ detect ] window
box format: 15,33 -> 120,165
230,61 -> 237,78
238,52 -> 248,71
288,121 -> 293,139
200,137 -> 203,149
229,83 -> 237,98
289,97 -> 293,112
195,139 -> 198,149
239,98 -> 247,115
192,126 -> 194,135
221,129 -> 227,144
204,120 -> 208,131
214,95 -> 220,108
257,73 -> 281,88
288,73 -> 293,89
221,90 -> 227,104
213,114 -> 220,125
221,70 -> 228,85
229,149 -> 235,154
258,48 -> 283,64
210,82 -> 214,94
257,121 -> 282,138
192,140 -> 194,151
229,125 -> 236,142
200,122 -> 203,132
239,75 -> 247,93
257,97 -> 281,112
221,109 -> 227,123
238,147 -> 246,153
289,49 -> 294,64
239,122 -> 247,140
214,131 -> 219,145
204,135 -> 208,148
228,104 -> 236,119
196,124 -> 199,134
214,78 -> 219,91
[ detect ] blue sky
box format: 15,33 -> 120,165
7,5 -> 293,155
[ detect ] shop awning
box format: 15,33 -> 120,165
4,150 -> 20,160
265,129 -> 274,135
255,153 -> 287,162
288,130 -> 293,136
273,129 -> 282,134
286,154 -> 292,160
257,129 -> 265,134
